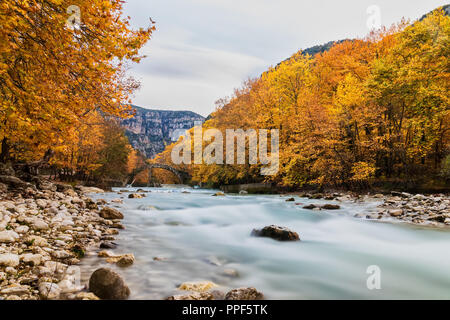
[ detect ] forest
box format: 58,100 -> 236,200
0,0 -> 154,185
155,8 -> 449,191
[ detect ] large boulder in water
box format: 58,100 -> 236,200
225,287 -> 264,300
99,207 -> 124,220
251,225 -> 300,241
128,193 -> 145,199
321,204 -> 340,210
89,268 -> 130,300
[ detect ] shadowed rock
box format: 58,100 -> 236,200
99,207 -> 124,220
89,268 -> 130,300
225,287 -> 264,300
251,225 -> 300,241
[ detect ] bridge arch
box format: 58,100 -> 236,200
126,163 -> 189,186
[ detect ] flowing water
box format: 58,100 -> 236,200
81,186 -> 450,299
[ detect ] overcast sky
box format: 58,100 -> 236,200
123,0 -> 447,117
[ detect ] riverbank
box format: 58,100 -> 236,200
0,175 -> 125,300
1,176 -> 449,300
279,191 -> 450,228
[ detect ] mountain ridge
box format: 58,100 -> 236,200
120,105 -> 205,159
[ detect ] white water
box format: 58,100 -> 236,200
82,186 -> 450,299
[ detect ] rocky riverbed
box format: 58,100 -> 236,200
1,172 -> 449,300
0,173 -> 129,300
0,174 -> 266,300
288,191 -> 450,228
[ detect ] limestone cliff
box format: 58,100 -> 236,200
120,105 -> 205,159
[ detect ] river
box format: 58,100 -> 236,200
81,186 -> 450,299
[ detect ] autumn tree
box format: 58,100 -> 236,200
0,0 -> 154,164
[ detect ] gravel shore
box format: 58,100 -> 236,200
0,177 -> 123,300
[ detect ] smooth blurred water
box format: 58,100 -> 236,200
81,186 -> 450,299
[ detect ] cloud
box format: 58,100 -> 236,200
124,0 -> 447,116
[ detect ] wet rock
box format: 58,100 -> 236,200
89,268 -> 130,300
166,292 -> 215,300
76,186 -> 105,193
100,241 -> 118,249
96,199 -> 107,205
428,215 -> 446,223
212,192 -> 225,197
99,207 -> 124,220
239,190 -> 248,195
84,198 -> 98,210
309,193 -> 323,199
115,254 -> 135,267
285,197 -> 295,202
321,204 -> 340,210
75,292 -> 100,300
70,244 -> 85,259
302,204 -> 317,210
178,281 -> 218,292
389,209 -> 403,217
128,193 -> 145,199
225,287 -> 264,300
251,225 -> 300,241
223,269 -> 239,277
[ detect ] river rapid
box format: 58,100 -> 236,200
81,186 -> 450,299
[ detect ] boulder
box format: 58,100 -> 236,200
166,292 -> 215,300
178,281 -> 218,292
251,225 -> 300,241
100,241 -> 118,249
30,218 -> 49,230
0,175 -> 33,190
76,186 -> 105,194
225,287 -> 264,300
0,230 -> 20,243
20,253 -> 43,266
99,207 -> 124,220
389,209 -> 403,217
39,282 -> 61,300
89,268 -> 130,300
285,197 -> 295,202
303,204 -> 317,210
75,292 -> 100,300
128,193 -> 145,199
0,253 -> 20,267
85,198 -> 98,210
212,192 -> 225,196
321,204 -> 341,210
115,254 -> 135,267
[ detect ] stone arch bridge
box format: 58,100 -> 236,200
126,163 -> 190,186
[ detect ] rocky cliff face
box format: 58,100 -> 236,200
120,105 -> 205,159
